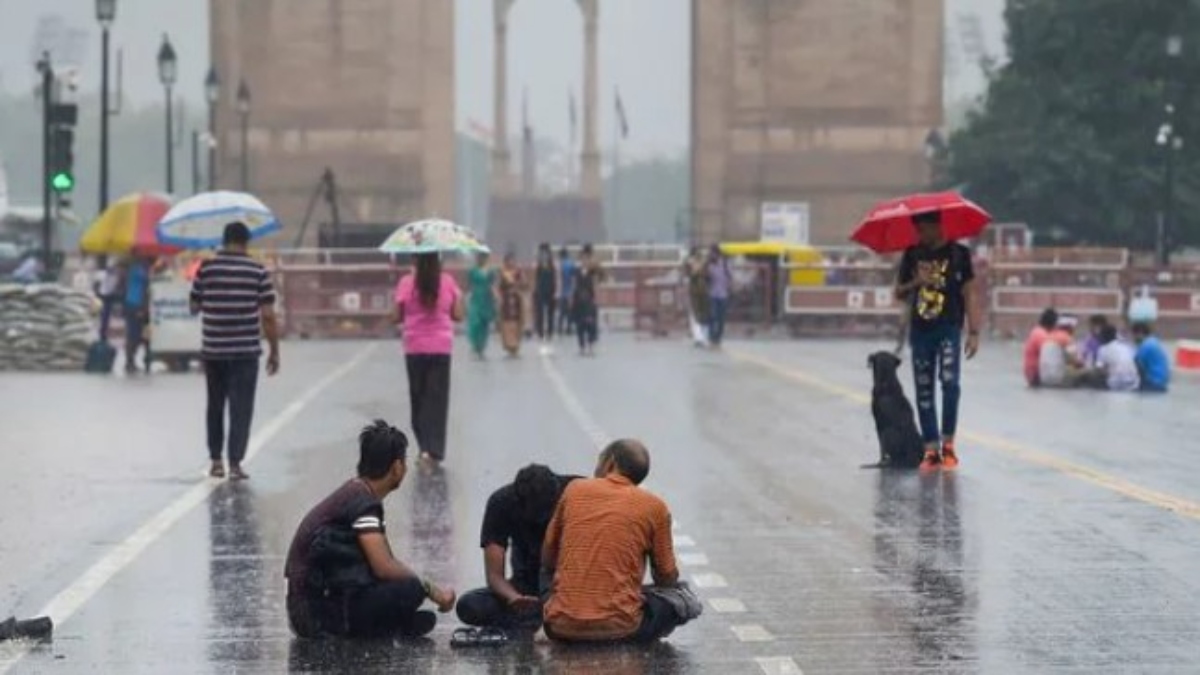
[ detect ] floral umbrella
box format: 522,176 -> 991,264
378,218 -> 490,255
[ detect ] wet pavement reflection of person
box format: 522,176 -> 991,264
410,464 -> 456,589
872,471 -> 975,669
286,635 -> 436,673
542,641 -> 691,675
207,482 -> 267,668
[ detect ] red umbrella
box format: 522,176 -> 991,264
850,192 -> 992,254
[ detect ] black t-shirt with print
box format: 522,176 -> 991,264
897,242 -> 975,332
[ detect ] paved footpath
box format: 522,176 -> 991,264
1,337 -> 1198,674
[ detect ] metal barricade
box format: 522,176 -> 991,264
986,247 -> 1127,338
781,253 -> 901,337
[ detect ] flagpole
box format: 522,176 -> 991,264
612,87 -> 621,237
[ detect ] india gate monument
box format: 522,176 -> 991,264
209,0 -> 943,250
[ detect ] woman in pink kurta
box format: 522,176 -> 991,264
395,253 -> 464,462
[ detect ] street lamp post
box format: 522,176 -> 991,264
157,34 -> 178,195
205,67 -> 219,190
236,79 -> 251,191
96,0 -> 116,214
1157,35 -> 1184,267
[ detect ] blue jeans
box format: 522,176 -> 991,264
910,325 -> 962,445
708,297 -> 728,345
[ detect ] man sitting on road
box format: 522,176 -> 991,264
541,440 -> 697,643
1023,308 -> 1058,387
284,420 -> 456,639
455,464 -> 579,633
1038,316 -> 1084,388
1132,323 -> 1171,393
1091,324 -> 1140,392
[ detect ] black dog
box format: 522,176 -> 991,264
864,351 -> 925,469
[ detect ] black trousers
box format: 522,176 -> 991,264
456,579 -> 541,629
405,354 -> 452,461
288,578 -> 428,638
544,592 -> 680,644
557,298 -> 574,335
534,295 -> 556,339
575,302 -> 599,349
206,358 -> 259,465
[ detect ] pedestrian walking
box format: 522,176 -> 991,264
706,245 -> 732,347
533,244 -> 557,341
498,253 -> 525,357
395,253 -> 464,463
189,222 -> 281,480
684,247 -> 710,347
124,256 -> 151,373
466,252 -> 497,359
894,211 -> 981,471
572,244 -> 604,356
556,247 -> 576,336
94,263 -> 121,343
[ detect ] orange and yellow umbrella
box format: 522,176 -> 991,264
80,192 -> 180,257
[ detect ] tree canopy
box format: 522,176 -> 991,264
947,0 -> 1200,248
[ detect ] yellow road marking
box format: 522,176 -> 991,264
728,348 -> 1200,521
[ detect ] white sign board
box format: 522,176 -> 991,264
759,202 -> 810,245
150,280 -> 202,355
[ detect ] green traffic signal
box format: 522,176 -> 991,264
51,172 -> 74,192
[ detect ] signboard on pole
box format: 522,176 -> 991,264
760,202 -> 810,244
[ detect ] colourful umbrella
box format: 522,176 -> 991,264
379,218 -> 490,255
850,192 -> 992,254
80,192 -> 179,256
156,191 -> 280,249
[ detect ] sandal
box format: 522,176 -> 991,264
229,465 -> 250,481
209,462 -> 226,479
450,627 -> 510,648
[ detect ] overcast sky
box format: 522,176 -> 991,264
0,0 -> 1006,157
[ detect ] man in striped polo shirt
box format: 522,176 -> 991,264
541,439 -> 690,643
190,222 -> 281,480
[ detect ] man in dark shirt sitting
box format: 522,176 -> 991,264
455,464 -> 577,631
284,420 -> 456,638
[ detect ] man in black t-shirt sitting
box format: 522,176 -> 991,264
894,211 -> 982,471
284,420 -> 457,638
455,464 -> 578,631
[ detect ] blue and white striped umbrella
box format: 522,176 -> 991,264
156,191 -> 281,249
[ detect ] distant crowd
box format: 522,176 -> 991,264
1023,310 -> 1171,392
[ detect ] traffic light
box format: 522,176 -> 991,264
50,126 -> 75,194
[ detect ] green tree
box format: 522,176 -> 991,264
947,0 -> 1200,248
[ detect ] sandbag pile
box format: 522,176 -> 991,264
0,284 -> 95,371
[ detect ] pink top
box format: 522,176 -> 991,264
395,272 -> 461,354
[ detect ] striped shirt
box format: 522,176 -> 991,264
542,475 -> 678,641
190,251 -> 276,359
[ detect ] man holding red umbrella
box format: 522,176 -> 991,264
892,211 -> 982,470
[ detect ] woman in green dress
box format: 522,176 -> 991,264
466,252 -> 497,358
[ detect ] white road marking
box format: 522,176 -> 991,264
732,624 -> 775,642
678,552 -> 710,567
539,351 -> 608,449
755,656 -> 804,675
0,344 -> 377,674
673,535 -> 696,548
691,572 -> 728,588
708,597 -> 748,613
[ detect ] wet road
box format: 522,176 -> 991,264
2,337 -> 1199,673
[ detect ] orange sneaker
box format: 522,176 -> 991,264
941,442 -> 960,470
919,449 -> 941,472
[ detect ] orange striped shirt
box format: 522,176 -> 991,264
542,475 -> 678,641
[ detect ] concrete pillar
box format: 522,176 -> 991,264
577,0 -> 601,199
492,0 -> 516,196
